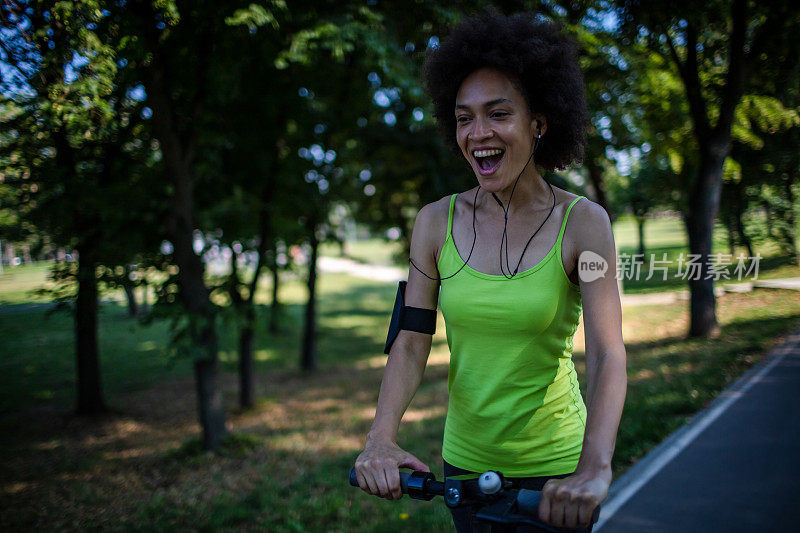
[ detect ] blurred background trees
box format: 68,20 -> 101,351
2,0 -> 798,448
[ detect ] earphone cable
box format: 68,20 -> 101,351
408,134 -> 549,281
408,185 -> 480,281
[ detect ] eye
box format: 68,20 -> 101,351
491,111 -> 509,119
456,116 -> 472,124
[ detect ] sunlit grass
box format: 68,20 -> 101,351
320,237 -> 405,266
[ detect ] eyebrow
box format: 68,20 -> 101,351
455,98 -> 512,111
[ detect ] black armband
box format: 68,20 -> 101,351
384,281 -> 437,355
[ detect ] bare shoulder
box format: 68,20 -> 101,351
570,195 -> 609,226
561,193 -> 615,281
411,194 -> 454,261
413,195 -> 452,239
565,195 -> 615,257
415,195 -> 451,226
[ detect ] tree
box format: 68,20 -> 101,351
610,0 -> 800,336
201,1 -> 300,407
274,3 -> 423,371
0,1 -> 162,415
117,0 -> 251,448
722,17 -> 800,264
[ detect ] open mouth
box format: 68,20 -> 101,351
473,148 -> 505,175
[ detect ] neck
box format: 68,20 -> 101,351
486,168 -> 551,215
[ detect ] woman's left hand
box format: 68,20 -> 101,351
537,466 -> 611,529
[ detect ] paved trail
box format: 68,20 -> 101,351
597,328 -> 800,532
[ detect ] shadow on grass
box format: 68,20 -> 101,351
214,280 -> 398,374
131,441 -> 454,532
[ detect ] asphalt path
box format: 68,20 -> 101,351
597,328 -> 800,532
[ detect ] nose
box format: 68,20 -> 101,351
468,115 -> 493,143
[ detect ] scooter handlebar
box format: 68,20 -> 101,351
349,467 -> 411,491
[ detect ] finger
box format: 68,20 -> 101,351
551,485 -> 571,528
375,467 -> 392,499
386,466 -> 403,500
579,502 -> 596,528
399,453 -> 429,473
538,481 -> 554,524
564,499 -> 580,529
360,467 -> 380,496
355,468 -> 368,492
549,500 -> 566,528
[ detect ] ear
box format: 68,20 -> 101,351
531,114 -> 547,137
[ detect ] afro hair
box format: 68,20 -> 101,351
422,8 -> 589,172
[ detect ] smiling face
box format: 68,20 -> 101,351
455,68 -> 545,193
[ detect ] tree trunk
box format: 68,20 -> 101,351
139,279 -> 150,315
140,23 -> 227,447
685,141 -> 727,338
733,201 -> 753,258
75,244 -> 107,415
661,3 -> 765,338
301,222 -> 319,372
586,157 -> 614,222
231,247 -> 258,410
194,358 -> 226,450
123,265 -> 138,317
763,205 -> 775,240
269,259 -> 280,334
726,213 -> 737,256
636,216 -> 646,258
226,248 -> 256,409
239,315 -> 255,409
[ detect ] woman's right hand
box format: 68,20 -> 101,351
354,439 -> 430,500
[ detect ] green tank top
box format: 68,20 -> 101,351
438,193 -> 586,476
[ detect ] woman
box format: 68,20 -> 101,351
354,9 -> 627,531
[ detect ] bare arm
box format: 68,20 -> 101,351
539,200 -> 627,529
354,200 -> 445,500
575,202 -> 627,476
367,330 -> 433,443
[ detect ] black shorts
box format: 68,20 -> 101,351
443,459 -> 591,533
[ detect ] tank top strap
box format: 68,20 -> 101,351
446,193 -> 458,240
556,196 -> 586,249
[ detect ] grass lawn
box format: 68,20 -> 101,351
1,261 -> 800,531
0,261 -> 59,305
612,215 -> 800,293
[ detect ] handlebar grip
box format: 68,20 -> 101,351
517,489 -> 601,527
516,489 -> 541,516
399,471 -> 410,493
348,467 -> 412,494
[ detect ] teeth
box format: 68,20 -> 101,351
473,149 -> 503,158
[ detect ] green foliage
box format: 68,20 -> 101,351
225,1 -> 286,32
733,94 -> 800,149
